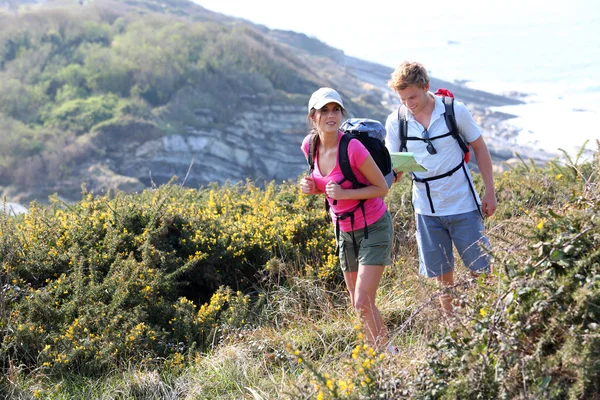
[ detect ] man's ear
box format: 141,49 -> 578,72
424,83 -> 430,92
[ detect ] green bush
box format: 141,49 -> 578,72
44,94 -> 119,135
0,181 -> 335,374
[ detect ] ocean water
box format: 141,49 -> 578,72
364,4 -> 600,160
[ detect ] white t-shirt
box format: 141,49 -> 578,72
385,93 -> 482,216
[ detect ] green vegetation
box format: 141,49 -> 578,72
1,146 -> 598,398
1,0 -> 386,203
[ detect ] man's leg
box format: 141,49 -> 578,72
448,210 -> 492,274
436,270 -> 454,315
416,213 -> 455,314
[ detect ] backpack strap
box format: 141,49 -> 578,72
308,131 -> 370,262
441,96 -> 469,155
335,200 -> 368,264
307,135 -> 332,222
307,134 -> 318,172
338,133 -> 366,188
336,133 -> 369,261
397,107 -> 409,152
413,161 -> 482,217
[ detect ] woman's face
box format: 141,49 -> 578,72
312,102 -> 343,134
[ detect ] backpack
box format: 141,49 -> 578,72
307,118 -> 392,260
308,118 -> 393,188
338,118 -> 394,188
398,88 -> 470,163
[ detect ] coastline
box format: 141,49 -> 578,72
468,101 -> 559,172
343,55 -> 560,171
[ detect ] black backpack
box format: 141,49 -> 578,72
308,118 -> 393,189
307,118 -> 392,259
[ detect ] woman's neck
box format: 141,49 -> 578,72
319,130 -> 339,150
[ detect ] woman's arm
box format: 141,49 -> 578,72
325,155 -> 388,200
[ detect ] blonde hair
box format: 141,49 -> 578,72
387,61 -> 430,92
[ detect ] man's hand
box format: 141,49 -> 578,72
392,169 -> 403,184
481,190 -> 497,217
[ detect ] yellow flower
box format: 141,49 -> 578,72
537,219 -> 545,230
480,308 -> 488,317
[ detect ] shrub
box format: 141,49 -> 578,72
0,181 -> 336,374
44,94 -> 120,135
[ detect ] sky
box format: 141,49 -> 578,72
192,0 -> 598,71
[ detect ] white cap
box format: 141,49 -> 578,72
308,87 -> 344,112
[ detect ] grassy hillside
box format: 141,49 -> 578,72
0,0 -> 386,203
1,146 -> 598,399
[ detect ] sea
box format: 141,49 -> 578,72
356,3 -> 600,161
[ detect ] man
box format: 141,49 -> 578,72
384,61 -> 497,315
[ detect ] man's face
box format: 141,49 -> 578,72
397,84 -> 430,115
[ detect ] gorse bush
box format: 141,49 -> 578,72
282,146 -> 600,399
0,181 -> 337,374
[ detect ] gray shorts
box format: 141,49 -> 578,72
338,211 -> 393,273
416,210 -> 491,278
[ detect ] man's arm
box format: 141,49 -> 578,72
470,136 -> 497,217
384,112 -> 401,154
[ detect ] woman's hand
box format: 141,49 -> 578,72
325,180 -> 344,200
300,176 -> 318,194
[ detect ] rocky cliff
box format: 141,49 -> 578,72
120,102 -> 309,188
95,51 -> 546,197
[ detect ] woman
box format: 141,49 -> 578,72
300,87 -> 397,354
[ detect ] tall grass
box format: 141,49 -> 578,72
1,143 -> 599,399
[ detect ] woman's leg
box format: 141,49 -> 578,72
353,264 -> 387,349
343,271 -> 358,307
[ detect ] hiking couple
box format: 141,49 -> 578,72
299,61 -> 497,354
